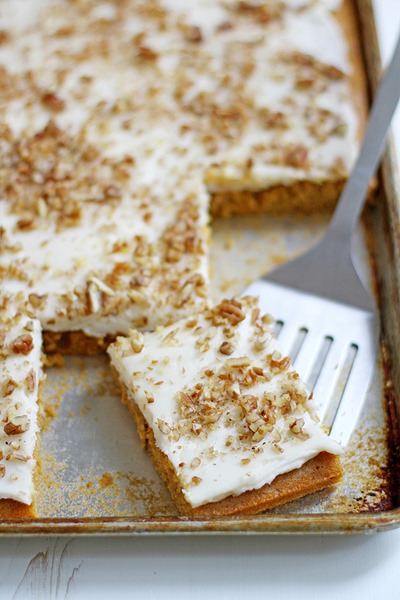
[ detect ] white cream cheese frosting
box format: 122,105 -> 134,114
0,294 -> 42,505
0,0 -> 358,337
108,297 -> 341,508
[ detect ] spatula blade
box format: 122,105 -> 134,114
244,280 -> 377,445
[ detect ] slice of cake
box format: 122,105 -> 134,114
0,293 -> 43,518
108,296 -> 342,516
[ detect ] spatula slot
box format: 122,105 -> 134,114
246,281 -> 377,444
306,335 -> 334,392
323,343 -> 359,431
288,327 -> 308,363
273,319 -> 284,337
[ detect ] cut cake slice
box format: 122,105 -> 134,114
0,293 -> 43,518
108,296 -> 342,516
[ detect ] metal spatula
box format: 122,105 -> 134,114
244,34 -> 400,446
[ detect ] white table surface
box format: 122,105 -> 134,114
1,2 -> 400,599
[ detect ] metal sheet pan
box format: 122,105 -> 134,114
1,0 -> 400,535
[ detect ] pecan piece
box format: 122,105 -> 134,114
183,25 -> 202,43
4,415 -> 30,436
25,369 -> 36,393
219,299 -> 245,325
191,476 -> 202,485
219,341 -> 235,355
137,45 -> 157,60
12,334 -> 33,355
0,30 -> 10,45
28,293 -> 47,310
2,378 -> 18,397
41,92 -> 65,112
284,144 -> 309,169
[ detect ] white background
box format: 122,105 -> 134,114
1,1 -> 400,598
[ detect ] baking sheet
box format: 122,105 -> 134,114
2,0 -> 400,535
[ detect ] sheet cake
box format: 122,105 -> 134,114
0,0 -> 364,349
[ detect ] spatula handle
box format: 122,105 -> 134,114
326,32 -> 400,242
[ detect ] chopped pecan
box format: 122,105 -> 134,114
128,330 -> 144,353
219,341 -> 235,355
25,369 -> 36,393
284,144 -> 309,169
28,293 -> 47,310
12,333 -> 34,355
183,25 -> 202,43
218,299 -> 245,325
233,1 -> 285,24
41,92 -> 65,112
2,378 -> 18,397
191,476 -> 202,485
4,415 -> 30,436
137,45 -> 157,60
16,218 -> 35,231
0,30 -> 10,45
